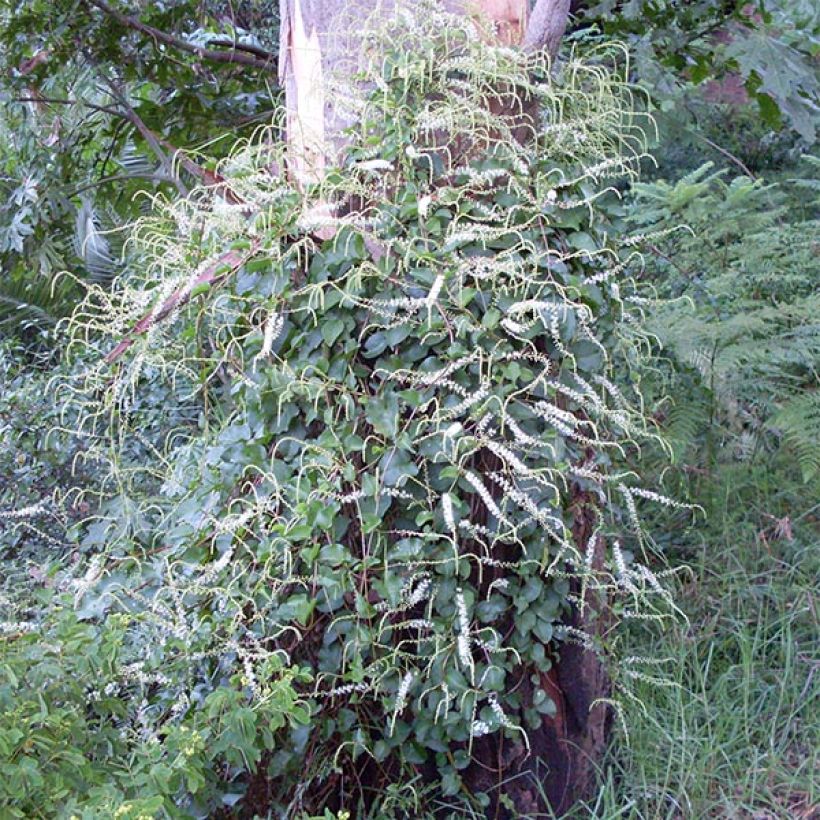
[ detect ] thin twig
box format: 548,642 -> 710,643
68,172 -> 177,197
12,96 -> 122,118
647,243 -> 697,280
97,73 -> 188,196
692,131 -> 756,179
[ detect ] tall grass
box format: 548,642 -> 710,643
579,460 -> 818,819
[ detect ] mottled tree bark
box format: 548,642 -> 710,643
523,0 -> 572,54
278,0 -> 540,181
278,0 -> 572,181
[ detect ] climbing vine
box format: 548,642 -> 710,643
55,7 -> 686,815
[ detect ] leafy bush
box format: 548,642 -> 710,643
0,344 -> 85,551
0,3 -> 815,818
0,597 -> 308,818
51,9 -> 688,814
1,344 -> 309,818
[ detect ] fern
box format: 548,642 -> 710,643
629,156 -> 820,479
770,391 -> 820,482
661,393 -> 711,464
73,199 -> 127,283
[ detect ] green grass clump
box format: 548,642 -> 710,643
581,460 -> 818,819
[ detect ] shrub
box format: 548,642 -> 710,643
0,589 -> 309,818
628,159 -> 820,483
27,9 -> 685,815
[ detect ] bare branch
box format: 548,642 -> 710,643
12,96 -> 122,118
98,74 -> 188,196
693,132 -> 756,179
105,244 -> 259,364
206,38 -> 276,61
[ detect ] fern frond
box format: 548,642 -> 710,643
633,163 -> 819,480
662,396 -> 710,463
73,199 -> 125,283
769,391 -> 820,482
0,273 -> 76,340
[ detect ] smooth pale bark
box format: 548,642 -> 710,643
523,0 -> 572,54
278,0 -> 556,182
279,0 -> 573,182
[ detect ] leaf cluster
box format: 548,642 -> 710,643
0,594 -> 308,818
628,159 -> 820,482
55,10 -> 684,813
0,0 -> 280,346
580,0 -> 819,143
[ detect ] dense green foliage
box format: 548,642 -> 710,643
1,1 -> 818,818
0,345 -> 81,546
0,601 -> 308,818
50,18 -> 684,811
582,0 -> 820,143
0,0 -> 279,346
631,158 -> 820,482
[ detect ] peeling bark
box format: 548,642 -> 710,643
472,0 -> 529,45
278,0 -> 329,185
522,0 -> 572,57
278,0 -> 568,179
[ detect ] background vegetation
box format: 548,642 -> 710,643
1,1 -> 817,818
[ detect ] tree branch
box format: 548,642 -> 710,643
206,38 -> 276,62
99,74 -> 188,196
85,0 -> 276,71
105,244 -> 259,364
692,131 -> 756,179
522,0 -> 572,57
12,96 -> 122,118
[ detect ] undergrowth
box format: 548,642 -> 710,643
628,157 -> 820,484
581,458 -> 819,819
3,3 -> 815,818
3,5 -> 688,816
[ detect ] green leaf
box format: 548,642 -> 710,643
365,393 -> 401,438
321,318 -> 346,346
727,31 -> 818,142
440,768 -> 462,796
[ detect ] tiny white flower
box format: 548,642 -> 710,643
426,274 -> 444,305
472,720 -> 491,737
442,493 -> 456,533
356,159 -> 394,172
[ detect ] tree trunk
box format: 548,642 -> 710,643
277,1 -> 609,816
278,0 -> 574,182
